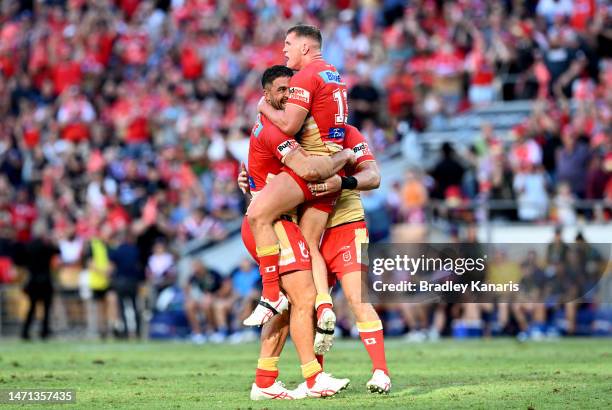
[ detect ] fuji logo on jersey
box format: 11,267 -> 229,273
276,139 -> 298,157
328,127 -> 346,140
353,142 -> 370,158
289,87 -> 310,103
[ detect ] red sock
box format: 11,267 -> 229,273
316,303 -> 332,319
258,251 -> 280,300
255,368 -> 278,388
315,354 -> 324,369
358,323 -> 388,375
306,371 -> 321,389
302,360 -> 322,389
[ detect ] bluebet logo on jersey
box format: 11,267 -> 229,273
318,70 -> 345,85
328,127 -> 346,140
248,176 -> 256,190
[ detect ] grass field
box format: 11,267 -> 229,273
1,338 -> 611,409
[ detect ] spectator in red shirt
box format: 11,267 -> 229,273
11,188 -> 37,243
57,87 -> 96,143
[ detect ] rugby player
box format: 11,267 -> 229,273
243,65 -> 351,399
309,125 -> 391,393
239,124 -> 391,394
246,25 -> 349,353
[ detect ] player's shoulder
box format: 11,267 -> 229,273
296,60 -> 343,82
260,114 -> 287,137
250,114 -> 265,138
252,114 -> 292,146
314,60 -> 344,86
344,124 -> 364,142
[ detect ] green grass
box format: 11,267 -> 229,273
0,339 -> 611,409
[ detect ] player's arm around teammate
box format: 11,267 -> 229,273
252,26 -> 352,346
243,66 -> 355,328
308,160 -> 381,197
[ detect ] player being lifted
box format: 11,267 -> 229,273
243,65 -> 351,399
245,25 -> 349,353
239,123 -> 391,395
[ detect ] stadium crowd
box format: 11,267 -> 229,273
0,0 -> 611,341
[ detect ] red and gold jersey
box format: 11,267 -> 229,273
287,60 -> 348,155
327,125 -> 376,228
247,113 -> 300,195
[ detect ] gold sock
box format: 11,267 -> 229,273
315,293 -> 333,309
356,320 -> 383,332
256,244 -> 280,257
257,356 -> 280,371
300,360 -> 322,379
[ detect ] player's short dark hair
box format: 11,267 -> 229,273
287,24 -> 322,47
261,65 -> 294,88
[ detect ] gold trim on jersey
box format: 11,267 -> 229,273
297,115 -> 343,155
327,189 -> 365,228
354,227 -> 368,265
274,221 -> 296,267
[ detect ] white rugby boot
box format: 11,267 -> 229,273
243,292 -> 289,327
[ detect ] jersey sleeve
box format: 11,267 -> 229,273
344,125 -> 375,165
287,70 -> 316,111
263,123 -> 300,163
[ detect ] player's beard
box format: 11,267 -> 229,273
271,98 -> 286,110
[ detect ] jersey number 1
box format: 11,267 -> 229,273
333,89 -> 348,124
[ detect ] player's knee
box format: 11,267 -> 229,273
247,208 -> 262,227
345,290 -> 362,310
292,289 -> 316,312
248,211 -> 272,231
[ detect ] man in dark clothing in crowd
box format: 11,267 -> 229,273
183,259 -> 232,343
15,222 -> 59,340
349,76 -> 380,129
430,142 -> 466,200
556,130 -> 591,198
109,229 -> 144,338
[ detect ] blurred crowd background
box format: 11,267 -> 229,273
0,0 -> 611,341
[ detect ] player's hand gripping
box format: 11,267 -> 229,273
344,147 -> 357,166
237,163 -> 250,196
308,174 -> 342,197
307,148 -> 356,196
